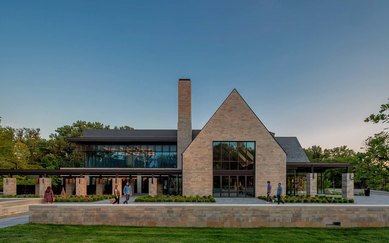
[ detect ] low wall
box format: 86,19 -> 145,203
30,204 -> 389,227
0,198 -> 43,218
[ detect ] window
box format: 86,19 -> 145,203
212,141 -> 255,171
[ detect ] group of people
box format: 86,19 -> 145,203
112,182 -> 132,204
42,182 -> 133,205
266,181 -> 285,204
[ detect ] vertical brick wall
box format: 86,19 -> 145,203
96,178 -> 105,196
3,178 -> 17,196
76,177 -> 87,196
306,173 -> 317,196
35,178 -> 52,197
342,173 -> 354,199
149,178 -> 158,196
177,79 -> 192,170
183,90 -> 286,197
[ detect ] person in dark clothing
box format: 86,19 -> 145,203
44,186 -> 54,204
276,183 -> 284,205
123,182 -> 131,204
266,181 -> 273,203
112,184 -> 120,204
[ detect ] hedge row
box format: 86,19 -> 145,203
258,195 -> 354,203
54,195 -> 114,202
135,195 -> 216,203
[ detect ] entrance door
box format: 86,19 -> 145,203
213,175 -> 254,197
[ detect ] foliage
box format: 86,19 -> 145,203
304,145 -> 356,163
304,145 -> 356,188
54,195 -> 113,202
364,98 -> 389,126
257,195 -> 353,203
1,225 -> 388,242
361,98 -> 389,190
0,120 -> 133,170
353,132 -> 389,189
135,195 -> 216,203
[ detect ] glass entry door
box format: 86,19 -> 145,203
213,175 -> 254,197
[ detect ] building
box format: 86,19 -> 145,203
66,79 -> 352,198
1,79 -> 353,198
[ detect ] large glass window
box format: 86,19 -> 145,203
84,144 -> 177,168
213,141 -> 255,171
213,141 -> 255,197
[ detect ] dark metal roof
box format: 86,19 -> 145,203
68,130 -> 310,163
0,168 -> 182,176
67,129 -> 201,143
287,162 -> 352,173
275,137 -> 310,163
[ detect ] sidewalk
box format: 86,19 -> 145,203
0,214 -> 29,228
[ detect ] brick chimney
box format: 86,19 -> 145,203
177,79 -> 192,169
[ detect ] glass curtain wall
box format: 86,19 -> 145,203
81,144 -> 177,168
212,141 -> 255,197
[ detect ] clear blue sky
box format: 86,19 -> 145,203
1,0 -> 388,151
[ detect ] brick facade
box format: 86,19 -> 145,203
35,178 -> 52,197
76,177 -> 87,196
177,79 -> 192,170
183,89 -> 286,197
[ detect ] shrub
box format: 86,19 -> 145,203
134,195 -> 215,203
257,195 -> 354,204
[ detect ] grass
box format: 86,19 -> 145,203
0,224 -> 388,242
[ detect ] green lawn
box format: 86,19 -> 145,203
0,224 -> 388,242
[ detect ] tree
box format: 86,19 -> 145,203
359,98 -> 389,190
364,98 -> 389,127
0,127 -> 15,169
48,120 -> 133,167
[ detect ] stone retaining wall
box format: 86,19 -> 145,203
30,204 -> 389,227
0,198 -> 43,217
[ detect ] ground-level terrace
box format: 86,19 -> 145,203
0,161 -> 354,200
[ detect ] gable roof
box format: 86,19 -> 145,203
275,137 -> 310,162
183,89 -> 286,155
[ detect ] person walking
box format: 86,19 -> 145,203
44,186 -> 54,204
123,182 -> 132,204
112,184 -> 120,204
276,183 -> 284,205
266,181 -> 273,203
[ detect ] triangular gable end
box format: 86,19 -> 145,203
183,89 -> 285,155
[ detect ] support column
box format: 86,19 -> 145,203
3,178 -> 17,196
96,178 -> 105,195
306,173 -> 317,197
76,177 -> 87,196
342,173 -> 354,199
149,178 -> 159,196
35,178 -> 52,197
137,176 -> 142,194
112,177 -> 122,196
65,178 -> 75,196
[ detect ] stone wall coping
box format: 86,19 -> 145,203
30,203 -> 389,207
0,198 -> 42,204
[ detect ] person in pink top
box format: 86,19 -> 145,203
44,186 -> 54,204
